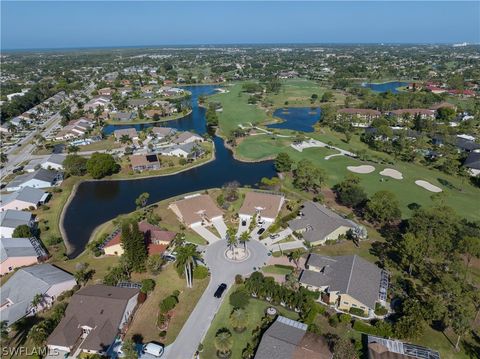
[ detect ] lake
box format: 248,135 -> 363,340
362,81 -> 409,94
63,85 -> 276,257
267,107 -> 321,133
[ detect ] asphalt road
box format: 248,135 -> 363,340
164,239 -> 269,359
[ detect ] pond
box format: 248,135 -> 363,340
267,107 -> 321,133
63,85 -> 276,257
362,81 -> 409,94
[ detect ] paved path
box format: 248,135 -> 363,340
290,138 -> 356,159
191,225 -> 221,244
261,228 -> 292,246
165,239 -> 269,359
267,240 -> 307,252
211,218 -> 228,239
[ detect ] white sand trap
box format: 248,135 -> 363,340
415,180 -> 442,193
347,165 -> 375,174
380,168 -> 403,180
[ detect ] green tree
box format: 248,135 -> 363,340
0,320 -> 8,341
230,308 -> 248,331
122,338 -> 138,359
293,159 -> 325,193
399,233 -> 424,275
63,154 -> 88,176
175,243 -> 201,288
121,220 -> 148,272
135,192 -> 150,209
86,153 -> 119,179
214,328 -> 233,356
239,231 -> 250,250
333,175 -> 367,208
74,263 -> 95,286
333,337 -> 358,359
275,152 -> 293,172
365,191 -> 401,225
12,224 -> 32,238
229,289 -> 250,309
147,254 -> 165,275
141,279 -> 156,293
460,236 -> 480,278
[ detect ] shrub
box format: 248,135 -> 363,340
352,320 -> 377,335
193,266 -> 209,279
349,307 -> 368,317
141,279 -> 156,293
160,295 -> 178,313
328,314 -> 339,327
159,331 -> 167,338
44,235 -> 63,246
339,313 -> 352,324
235,274 -> 243,284
375,303 -> 388,316
229,289 -> 250,309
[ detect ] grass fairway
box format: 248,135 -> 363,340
266,78 -> 346,107
201,285 -> 299,359
208,83 -> 268,135
236,131 -> 480,221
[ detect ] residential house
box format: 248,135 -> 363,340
110,111 -> 136,122
429,102 -> 456,111
0,210 -> 35,238
83,96 -> 110,112
464,152 -> 480,176
288,201 -> 363,246
0,187 -> 49,211
254,316 -> 332,359
150,126 -> 176,139
0,237 -> 47,275
98,88 -> 113,96
239,191 -> 284,223
103,221 -> 175,256
158,142 -> 202,158
41,154 -> 66,171
169,194 -> 224,228
172,131 -> 204,145
113,128 -> 138,142
0,264 -> 76,326
337,108 -> 381,127
6,168 -> 62,192
47,285 -> 139,357
127,98 -> 152,109
24,158 -> 45,173
389,109 -> 435,120
367,335 -> 440,359
55,118 -> 93,141
130,154 -> 161,172
299,254 -> 389,316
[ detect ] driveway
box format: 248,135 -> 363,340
261,227 -> 292,246
267,240 -> 307,252
191,225 -> 221,244
211,217 -> 228,239
165,239 -> 269,359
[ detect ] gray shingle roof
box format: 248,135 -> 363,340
7,168 -> 59,189
288,201 -> 355,243
0,209 -> 33,229
0,264 -> 75,326
1,187 -> 47,206
464,152 -> 480,170
300,254 -> 384,309
0,237 -> 39,262
45,154 -> 66,166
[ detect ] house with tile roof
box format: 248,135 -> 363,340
0,264 -> 76,326
47,285 -> 139,357
254,316 -> 332,359
239,191 -> 284,223
299,254 -> 389,316
169,194 -> 223,228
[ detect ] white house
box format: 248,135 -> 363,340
0,210 -> 35,238
41,154 -> 66,171
0,187 -> 49,212
6,169 -> 62,192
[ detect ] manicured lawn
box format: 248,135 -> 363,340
236,129 -> 480,221
55,252 -> 120,283
201,285 -> 299,359
208,83 -> 268,135
79,137 -> 122,151
262,265 -> 293,275
126,265 -> 209,345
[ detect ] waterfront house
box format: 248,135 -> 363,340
0,264 -> 76,326
113,128 -> 138,142
130,154 -> 161,172
5,168 -> 62,192
172,131 -> 204,145
299,254 -> 388,316
239,191 -> 284,223
47,285 -> 139,357
41,154 -> 66,171
288,201 -> 363,246
0,237 -> 47,275
0,210 -> 35,238
367,335 -> 440,359
254,316 -> 332,359
169,194 -> 224,228
0,187 -> 49,211
150,126 -> 176,139
110,111 -> 136,122
158,142 -> 201,158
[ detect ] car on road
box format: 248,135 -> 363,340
269,234 -> 280,239
142,342 -> 164,357
214,283 -> 227,298
241,220 -> 247,226
12,166 -> 24,173
257,228 -> 266,235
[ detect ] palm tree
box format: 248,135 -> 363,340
120,134 -> 132,144
0,320 -> 8,341
226,229 -> 237,260
289,249 -> 302,269
30,293 -> 44,311
239,231 -> 250,250
0,153 -> 8,164
175,244 -> 201,288
214,328 -> 233,357
229,308 -> 248,332
28,322 -> 50,346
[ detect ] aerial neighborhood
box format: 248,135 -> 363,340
0,3 -> 479,359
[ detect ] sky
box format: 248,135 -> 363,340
1,1 -> 479,50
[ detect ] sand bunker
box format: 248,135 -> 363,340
380,168 -> 403,180
415,180 -> 442,193
347,165 -> 375,174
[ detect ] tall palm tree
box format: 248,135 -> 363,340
214,328 -> 233,356
175,244 -> 201,288
239,231 -> 250,250
230,308 -> 248,331
289,249 -> 303,269
30,293 -> 44,311
120,134 -> 132,144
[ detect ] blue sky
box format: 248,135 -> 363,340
1,1 -> 479,49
